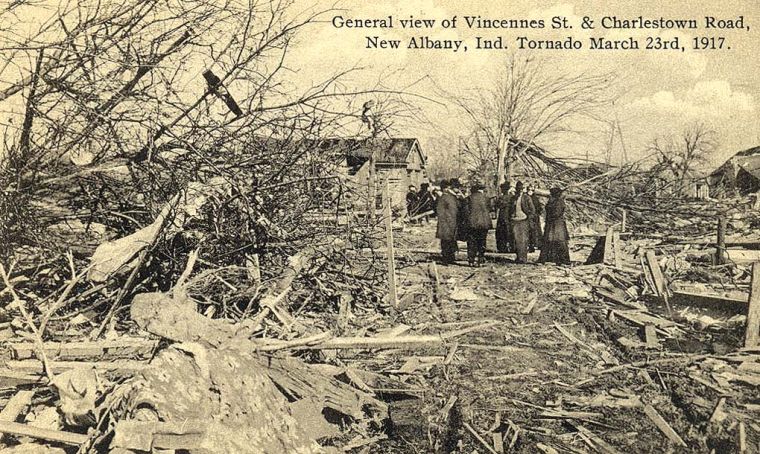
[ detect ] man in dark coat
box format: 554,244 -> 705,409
417,183 -> 434,215
510,181 -> 535,264
450,178 -> 468,243
527,183 -> 544,253
539,187 -> 571,265
406,185 -> 419,220
466,181 -> 492,266
436,179 -> 459,264
495,182 -> 513,253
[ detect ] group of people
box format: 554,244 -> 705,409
433,178 -> 571,267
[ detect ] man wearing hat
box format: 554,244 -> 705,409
466,181 -> 492,267
539,187 -> 571,265
435,179 -> 459,265
510,181 -> 535,264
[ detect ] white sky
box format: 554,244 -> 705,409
3,0 -> 759,169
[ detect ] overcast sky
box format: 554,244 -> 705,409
288,0 -> 760,167
4,0 -> 758,169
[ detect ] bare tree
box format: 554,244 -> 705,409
647,122 -> 718,197
450,53 -> 615,185
0,0 -> 423,258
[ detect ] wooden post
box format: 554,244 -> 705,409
613,231 -> 622,269
384,179 -> 398,309
744,262 -> 760,347
715,216 -> 727,265
367,153 -> 376,226
603,226 -> 615,265
621,209 -> 627,233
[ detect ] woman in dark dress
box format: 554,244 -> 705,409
539,187 -> 571,265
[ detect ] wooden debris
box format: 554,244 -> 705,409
111,420 -> 207,452
259,334 -> 445,351
715,216 -> 727,265
536,443 -> 559,454
571,422 -> 623,454
643,250 -> 671,301
383,179 -> 398,310
744,262 -> 760,348
0,420 -> 88,445
463,422 -> 499,454
9,338 -> 157,361
738,421 -> 747,453
0,391 -> 34,443
644,324 -> 658,348
642,404 -> 686,447
6,359 -> 148,375
709,397 -> 727,425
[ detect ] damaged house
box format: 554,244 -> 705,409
315,138 -> 428,213
708,145 -> 760,197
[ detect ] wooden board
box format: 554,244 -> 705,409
744,262 -> 760,348
643,404 -> 686,447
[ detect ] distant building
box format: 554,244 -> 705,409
708,146 -> 760,197
314,138 -> 428,213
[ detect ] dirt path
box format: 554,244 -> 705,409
367,223 -> 754,453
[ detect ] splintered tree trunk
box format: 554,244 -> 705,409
496,131 -> 507,187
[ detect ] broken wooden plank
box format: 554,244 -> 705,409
613,231 -> 622,269
603,227 -> 615,265
643,404 -> 686,447
571,422 -> 623,454
744,262 -> 760,348
0,369 -> 45,387
463,422 -> 499,454
6,359 -> 148,375
0,391 -> 34,443
383,179 -> 398,310
0,420 -> 88,445
9,338 -> 157,360
644,325 -> 658,349
256,334 -> 445,351
644,250 -> 670,299
709,397 -> 727,425
111,420 -> 207,451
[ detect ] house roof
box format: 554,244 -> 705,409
314,138 -> 422,164
710,146 -> 760,181
734,146 -> 760,157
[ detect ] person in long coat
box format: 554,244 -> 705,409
436,179 -> 459,265
406,185 -> 419,219
417,183 -> 434,215
510,181 -> 535,264
450,179 -> 469,243
527,183 -> 544,253
539,187 -> 571,265
495,182 -> 513,253
466,182 -> 492,266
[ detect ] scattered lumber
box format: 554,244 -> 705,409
744,262 -> 760,348
0,391 -> 34,443
463,422 -> 499,454
0,421 -> 88,445
111,420 -> 207,451
8,338 -> 157,361
642,404 -> 687,447
644,325 -> 658,348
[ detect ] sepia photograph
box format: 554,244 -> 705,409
0,0 -> 758,452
